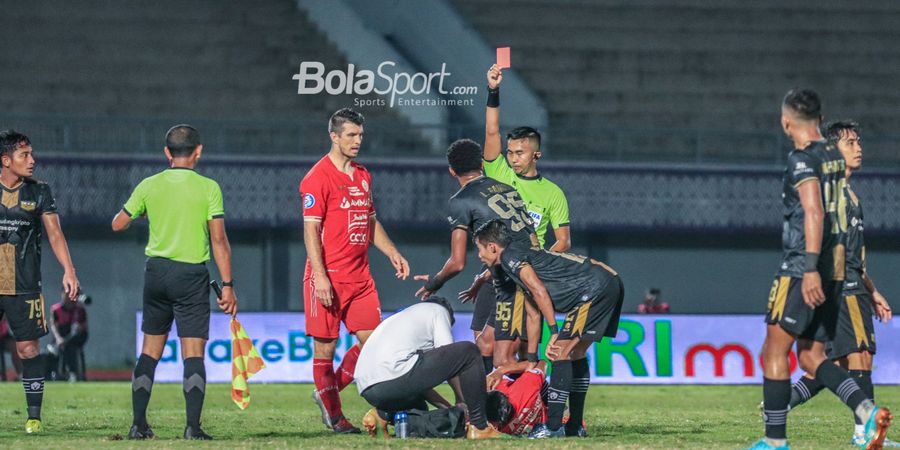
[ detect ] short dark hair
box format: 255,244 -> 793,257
485,390 -> 514,424
446,139 -> 483,175
422,296 -> 455,326
506,126 -> 541,151
165,124 -> 201,157
473,219 -> 512,247
329,108 -> 365,134
782,88 -> 823,122
824,120 -> 860,144
0,130 -> 31,158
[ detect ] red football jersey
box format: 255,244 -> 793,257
495,369 -> 546,436
300,155 -> 376,283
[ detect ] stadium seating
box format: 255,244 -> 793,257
451,0 -> 900,163
0,0 -> 426,155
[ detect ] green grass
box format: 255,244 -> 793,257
0,382 -> 896,449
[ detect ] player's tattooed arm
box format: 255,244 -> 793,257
43,212 -> 79,301
372,219 -> 409,280
797,179 -> 825,308
483,64 -> 503,162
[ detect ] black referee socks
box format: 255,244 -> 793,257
22,356 -> 45,420
183,357 -> 206,428
132,353 -> 159,426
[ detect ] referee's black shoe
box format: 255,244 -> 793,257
184,425 -> 213,440
127,424 -> 156,440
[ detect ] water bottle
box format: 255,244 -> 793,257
394,411 -> 408,438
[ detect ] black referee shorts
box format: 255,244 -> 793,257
142,257 -> 211,339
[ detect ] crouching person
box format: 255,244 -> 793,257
354,297 -> 501,439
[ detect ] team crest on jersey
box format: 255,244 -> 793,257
362,179 -> 369,192
20,201 -> 36,211
303,193 -> 315,209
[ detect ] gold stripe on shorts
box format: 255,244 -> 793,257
771,276 -> 790,322
572,302 -> 591,336
845,295 -> 869,348
511,287 -> 525,336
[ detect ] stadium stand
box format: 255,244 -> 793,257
0,0 -> 428,155
451,0 -> 900,163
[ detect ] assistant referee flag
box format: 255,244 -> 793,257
231,319 -> 265,410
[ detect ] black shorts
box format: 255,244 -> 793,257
493,281 -> 529,342
765,276 -> 842,342
560,276 -> 624,342
142,257 -> 211,339
0,294 -> 48,342
827,292 -> 877,359
470,282 -> 496,332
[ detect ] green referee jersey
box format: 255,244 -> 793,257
123,168 -> 224,264
484,156 -> 569,248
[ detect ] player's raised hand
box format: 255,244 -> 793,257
414,274 -> 434,300
487,64 -> 502,89
872,291 -> 892,323
314,273 -> 334,307
801,271 -> 825,308
389,252 -> 410,280
458,275 -> 485,304
218,286 -> 238,317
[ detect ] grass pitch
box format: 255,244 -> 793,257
1,382 -> 897,449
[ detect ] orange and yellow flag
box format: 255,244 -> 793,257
231,318 -> 265,410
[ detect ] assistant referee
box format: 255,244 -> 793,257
112,125 -> 237,441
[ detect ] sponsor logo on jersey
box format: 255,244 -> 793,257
340,197 -> 370,209
348,186 -> 366,197
303,193 -> 315,209
348,209 -> 369,245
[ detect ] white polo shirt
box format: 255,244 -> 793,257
354,302 -> 454,393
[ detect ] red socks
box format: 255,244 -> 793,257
336,345 -> 360,391
313,358 -> 342,421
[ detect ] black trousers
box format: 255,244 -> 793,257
62,331 -> 88,380
361,341 -> 487,427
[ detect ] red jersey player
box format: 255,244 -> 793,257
300,108 -> 410,433
485,361 -> 548,436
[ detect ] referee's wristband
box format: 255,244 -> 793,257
424,274 -> 446,292
803,252 -> 819,273
548,323 -> 559,335
487,87 -> 499,108
526,352 -> 539,363
222,280 -> 234,288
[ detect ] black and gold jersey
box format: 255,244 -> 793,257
498,244 -> 618,313
842,184 -> 867,295
777,141 -> 846,279
447,176 -> 538,248
0,178 -> 57,295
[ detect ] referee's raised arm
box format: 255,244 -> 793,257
112,124 -> 236,441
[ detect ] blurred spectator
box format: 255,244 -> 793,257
0,317 -> 23,380
49,292 -> 89,381
637,288 -> 670,314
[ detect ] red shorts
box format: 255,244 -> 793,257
304,274 -> 381,339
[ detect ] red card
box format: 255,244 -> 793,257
496,47 -> 511,68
